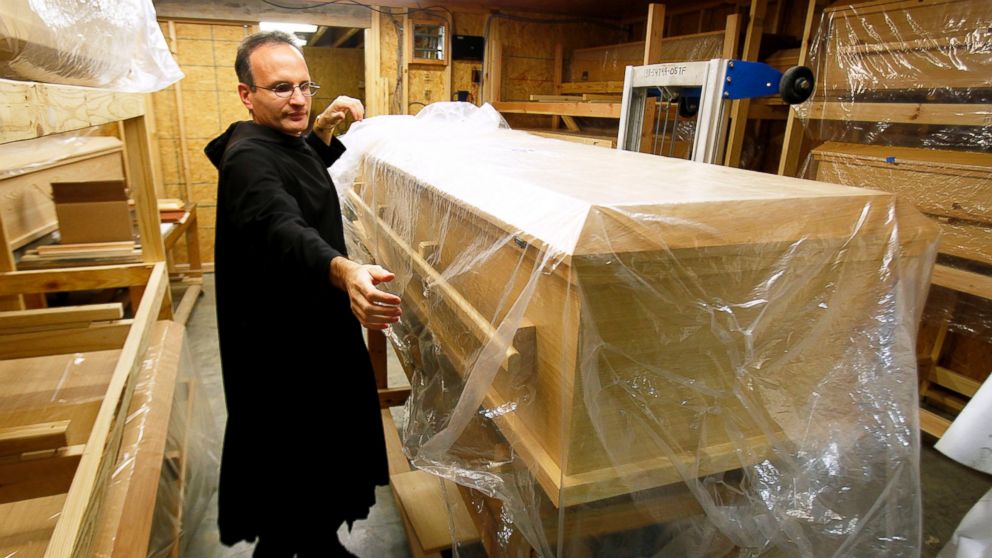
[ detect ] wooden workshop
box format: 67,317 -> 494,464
0,0 -> 989,556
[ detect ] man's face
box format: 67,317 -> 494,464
238,43 -> 312,136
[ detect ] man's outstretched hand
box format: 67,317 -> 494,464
331,257 -> 402,330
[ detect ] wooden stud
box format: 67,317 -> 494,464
643,4 -> 667,65
0,303 -> 123,332
931,264 -> 992,300
0,264 -> 152,297
920,408 -> 951,439
121,116 -> 166,265
0,444 -> 84,505
777,0 -> 819,177
0,421 -> 70,458
492,101 -> 620,118
724,0 -> 768,168
0,321 -> 131,359
167,21 -> 194,204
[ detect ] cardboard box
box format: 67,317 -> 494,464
51,181 -> 133,244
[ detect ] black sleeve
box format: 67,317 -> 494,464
221,145 -> 342,285
307,133 -> 346,167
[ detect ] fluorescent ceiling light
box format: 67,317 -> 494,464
259,22 -> 318,33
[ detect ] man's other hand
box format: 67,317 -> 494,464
331,257 -> 402,330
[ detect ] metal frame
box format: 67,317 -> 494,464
617,59 -> 785,164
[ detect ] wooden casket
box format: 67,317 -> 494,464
347,127 -> 937,509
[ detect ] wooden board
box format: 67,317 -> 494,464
524,129 -> 617,148
812,142 -> 992,266
390,470 -> 480,553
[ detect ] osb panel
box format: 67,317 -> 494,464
453,12 -> 485,35
212,24 -> 251,42
409,65 -> 450,110
303,47 -> 365,108
174,22 -> 213,40
157,138 -> 181,186
176,38 -> 216,66
452,61 -> 481,103
215,66 -> 239,94
493,16 -> 627,102
568,42 -> 643,82
192,184 -> 218,204
220,98 -> 248,129
180,65 -> 218,92
182,96 -> 223,139
213,41 -> 238,69
186,139 -> 215,184
151,91 -> 177,137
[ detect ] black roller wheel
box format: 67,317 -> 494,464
678,96 -> 699,118
780,65 -> 815,105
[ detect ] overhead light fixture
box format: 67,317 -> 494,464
259,22 -> 318,33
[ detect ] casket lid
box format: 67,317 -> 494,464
364,129 -> 924,258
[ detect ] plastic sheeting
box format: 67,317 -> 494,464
0,0 -> 182,91
791,0 -> 992,386
332,102 -> 939,557
93,320 -> 221,556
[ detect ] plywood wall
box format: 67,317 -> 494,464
152,24 -> 365,267
303,46 -> 365,119
153,21 -> 252,268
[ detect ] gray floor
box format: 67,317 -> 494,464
177,274 -> 991,558
179,275 -> 411,558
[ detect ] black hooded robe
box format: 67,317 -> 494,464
205,121 -> 388,547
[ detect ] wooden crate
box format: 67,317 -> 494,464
349,130 -> 937,508
820,0 -> 992,94
812,142 -> 992,267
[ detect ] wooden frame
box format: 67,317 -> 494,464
0,262 -> 171,556
0,78 -> 168,311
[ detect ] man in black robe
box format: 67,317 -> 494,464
204,31 -> 402,558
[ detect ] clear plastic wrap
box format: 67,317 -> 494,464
92,320 -> 221,556
332,102 -> 939,556
791,0 -> 992,417
0,0 -> 182,91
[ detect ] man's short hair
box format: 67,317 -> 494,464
235,31 -> 303,88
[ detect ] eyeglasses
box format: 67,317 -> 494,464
254,81 -> 321,98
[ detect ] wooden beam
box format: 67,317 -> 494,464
0,80 -> 144,145
45,263 -> 169,557
173,284 -> 203,326
560,81 -> 625,94
931,366 -> 982,399
0,444 -> 83,505
121,116 -> 166,265
379,386 -> 412,408
368,328 -> 388,389
0,264 -> 153,297
492,101 -> 620,118
724,0 -> 768,168
920,408 -> 951,439
643,3 -> 666,65
0,303 -> 123,332
561,115 -> 581,131
391,470 -> 481,553
331,27 -> 361,48
777,0 -> 819,176
722,13 -> 742,59
0,421 -> 70,458
931,264 -> 992,299
806,101 -> 992,127
0,321 -> 132,359
151,0 -> 370,28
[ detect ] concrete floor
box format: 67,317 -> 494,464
177,274 -> 991,557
